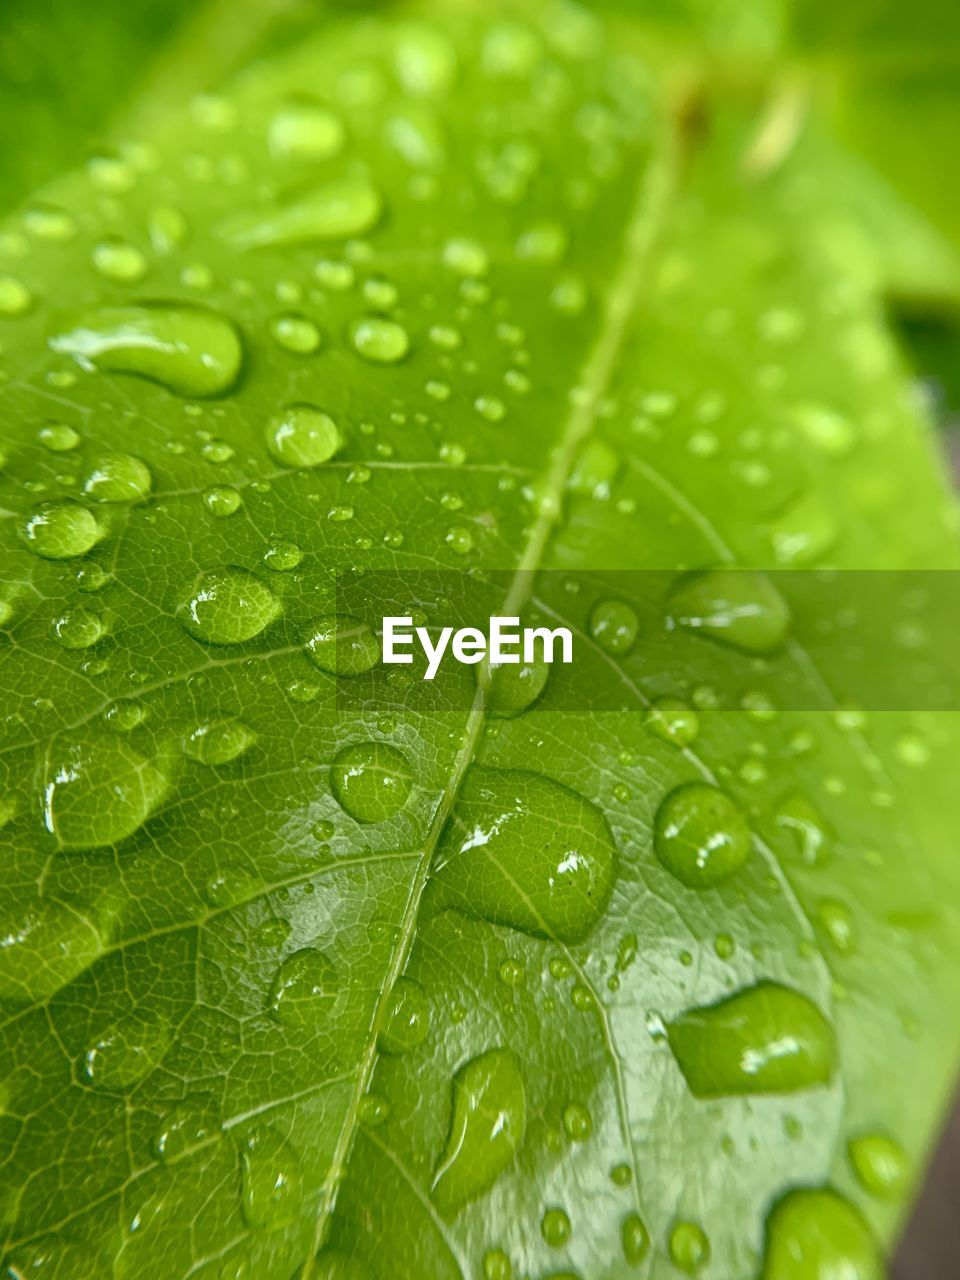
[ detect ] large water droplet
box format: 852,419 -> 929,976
239,1125 -> 304,1228
83,1010 -> 173,1089
848,1133 -> 906,1200
541,1206 -> 571,1247
432,1048 -> 525,1216
224,178 -> 382,249
654,783 -> 751,889
268,947 -> 337,1027
0,897 -> 108,1003
51,305 -> 242,397
266,404 -> 342,468
435,767 -> 617,943
622,1212 -> 650,1266
42,737 -> 171,850
761,1187 -> 881,1279
305,615 -> 380,675
83,452 -> 153,504
668,981 -> 836,1097
22,502 -> 102,559
182,718 -> 256,765
668,570 -> 790,653
380,978 -> 429,1054
53,606 -> 104,649
330,742 -> 412,823
177,568 -> 281,645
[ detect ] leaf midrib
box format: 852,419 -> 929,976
298,96 -> 684,1276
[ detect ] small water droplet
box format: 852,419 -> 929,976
486,652 -> 550,718
350,315 -> 410,363
668,981 -> 836,1097
541,1207 -> 572,1247
848,1133 -> 906,1199
38,422 -> 80,452
182,718 -> 256,765
431,1047 -> 525,1216
331,741 -> 412,823
654,783 -> 750,888
0,276 -> 32,316
83,452 -> 152,503
269,100 -> 345,161
669,1221 -> 710,1274
155,1095 -> 221,1161
443,237 -> 488,277
266,404 -> 342,468
83,1010 -> 173,1090
445,526 -> 474,555
305,615 -> 380,674
562,1103 -> 592,1142
270,313 -> 322,354
239,1125 -> 304,1228
268,947 -> 337,1026
644,697 -> 699,747
22,502 -> 102,559
589,599 -> 638,656
53,606 -> 104,650
380,978 -> 429,1053
92,239 -> 148,283
263,540 -> 302,572
622,1212 -> 650,1266
203,485 -> 242,517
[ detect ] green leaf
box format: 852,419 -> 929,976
1,3 -> 959,1279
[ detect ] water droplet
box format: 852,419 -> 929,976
24,203 -> 77,242
394,24 -> 457,96
848,1133 -> 906,1199
486,652 -> 550,718
568,439 -> 619,499
776,794 -> 831,864
435,767 -> 618,943
669,1221 -> 710,1274
562,1103 -> 592,1142
83,1010 -> 173,1089
817,898 -> 857,954
793,403 -> 857,457
516,222 -> 567,264
654,783 -> 750,889
622,1213 -> 650,1266
269,100 -> 345,161
668,981 -> 836,1097
53,606 -> 103,650
483,1249 -> 512,1280
271,313 -> 322,354
51,304 -> 243,397
0,897 -> 108,1003
306,615 -> 380,675
444,526 -> 474,556
541,1207 -> 572,1247
443,237 -> 488,277
239,1125 -> 303,1228
350,316 -> 410,363
224,178 -> 382,249
182,718 -> 256,765
42,736 -> 170,849
432,1048 -> 525,1216
83,452 -> 152,503
0,276 -> 32,316
38,422 -> 80,452
644,697 -> 699,747
268,947 -> 337,1026
330,741 -> 412,823
266,404 -> 342,468
263,541 -> 302,572
668,570 -> 790,653
761,1188 -> 881,1279
22,502 -> 102,559
92,239 -> 148,283
770,494 -> 837,566
380,978 -> 429,1053
155,1095 -> 221,1161
171,563 -> 282,647
203,485 -> 242,517
589,599 -> 638,656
